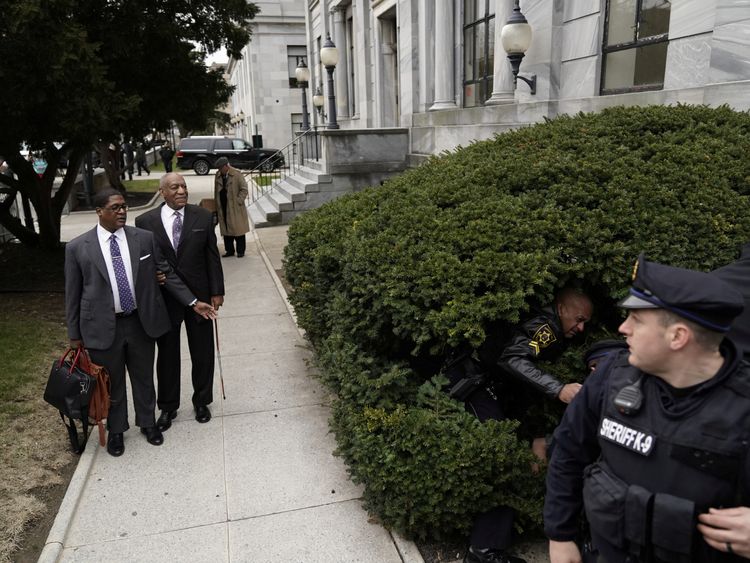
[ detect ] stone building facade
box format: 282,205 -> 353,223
227,1 -> 307,151
301,0 -> 749,159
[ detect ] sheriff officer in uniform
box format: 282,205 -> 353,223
544,254 -> 750,563
456,287 -> 594,423
447,288 -> 593,563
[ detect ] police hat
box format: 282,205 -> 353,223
618,253 -> 744,332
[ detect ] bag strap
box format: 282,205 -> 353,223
59,346 -> 83,371
59,409 -> 90,454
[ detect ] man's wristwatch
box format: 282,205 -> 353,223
189,299 -> 198,307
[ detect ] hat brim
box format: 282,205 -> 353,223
618,294 -> 660,309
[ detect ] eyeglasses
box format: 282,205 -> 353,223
102,204 -> 128,212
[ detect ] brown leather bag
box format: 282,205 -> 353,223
77,350 -> 111,448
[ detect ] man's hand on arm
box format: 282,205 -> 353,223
192,301 -> 217,320
697,507 -> 750,559
558,383 -> 582,404
549,540 -> 582,563
211,295 -> 224,310
156,270 -> 166,285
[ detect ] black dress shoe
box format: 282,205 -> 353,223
141,426 -> 164,445
195,405 -> 212,423
222,252 -> 234,258
236,253 -> 245,258
107,432 -> 124,457
156,410 -> 178,431
464,546 -> 526,563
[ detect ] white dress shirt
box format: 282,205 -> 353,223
161,205 -> 184,249
97,224 -> 137,313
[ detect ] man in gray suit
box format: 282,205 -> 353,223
65,188 -> 216,456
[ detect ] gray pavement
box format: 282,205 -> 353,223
40,171 -> 422,563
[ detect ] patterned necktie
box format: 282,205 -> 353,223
109,234 -> 136,314
172,211 -> 182,249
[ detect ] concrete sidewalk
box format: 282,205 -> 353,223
40,172 -> 422,563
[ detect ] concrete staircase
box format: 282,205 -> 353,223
247,161 -> 333,228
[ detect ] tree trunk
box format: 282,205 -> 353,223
0,153 -> 42,246
0,146 -> 86,250
95,141 -> 126,193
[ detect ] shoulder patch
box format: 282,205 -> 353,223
529,323 -> 557,355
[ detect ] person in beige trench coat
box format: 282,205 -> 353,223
214,157 -> 250,257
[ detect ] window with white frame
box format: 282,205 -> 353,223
601,0 -> 671,94
463,0 -> 495,108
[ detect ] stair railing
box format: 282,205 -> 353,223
245,126 -> 321,204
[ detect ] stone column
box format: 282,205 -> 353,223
418,0 -> 435,111
485,0 -> 516,105
429,0 -> 457,110
381,20 -> 398,126
332,6 -> 350,118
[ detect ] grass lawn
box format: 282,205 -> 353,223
148,156 -> 175,174
253,175 -> 275,187
123,178 -> 160,193
0,243 -> 76,563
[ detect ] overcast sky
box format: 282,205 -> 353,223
205,49 -> 229,66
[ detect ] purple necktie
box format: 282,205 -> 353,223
109,234 -> 136,314
172,211 -> 182,249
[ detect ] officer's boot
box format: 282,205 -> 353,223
464,545 -> 527,563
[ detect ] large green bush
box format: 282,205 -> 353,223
284,105 -> 750,539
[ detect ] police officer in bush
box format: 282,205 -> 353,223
544,254 -> 750,563
447,287 -> 593,563
451,288 -> 593,422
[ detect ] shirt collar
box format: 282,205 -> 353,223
161,204 -> 184,220
97,224 -> 125,243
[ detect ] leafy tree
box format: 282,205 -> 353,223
0,0 -> 258,249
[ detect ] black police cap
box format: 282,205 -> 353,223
618,253 -> 744,333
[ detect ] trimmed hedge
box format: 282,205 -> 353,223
284,105 -> 750,539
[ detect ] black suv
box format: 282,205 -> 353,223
176,136 -> 285,175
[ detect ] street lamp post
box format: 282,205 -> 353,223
320,34 -> 339,130
312,86 -> 325,123
501,0 -> 537,95
295,58 -> 311,131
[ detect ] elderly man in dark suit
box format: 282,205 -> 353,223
65,188 -> 216,457
136,173 -> 225,428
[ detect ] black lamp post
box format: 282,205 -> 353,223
312,85 -> 325,123
295,57 -> 311,131
320,33 -> 339,130
501,0 -> 537,95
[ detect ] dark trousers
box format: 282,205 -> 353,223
465,386 -> 515,550
223,235 -> 246,256
136,160 -> 150,175
155,310 -> 215,412
163,158 -> 172,172
87,314 -> 157,433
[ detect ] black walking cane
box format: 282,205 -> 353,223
214,318 -> 226,400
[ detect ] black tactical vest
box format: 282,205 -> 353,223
583,352 -> 750,562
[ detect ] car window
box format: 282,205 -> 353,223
179,139 -> 209,150
215,139 -> 233,150
232,140 -> 247,150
